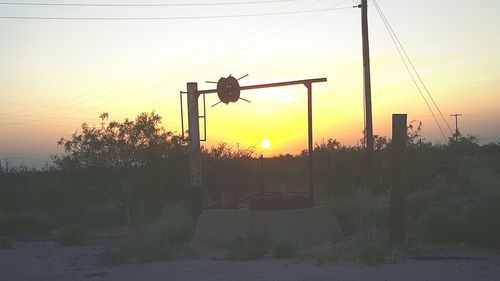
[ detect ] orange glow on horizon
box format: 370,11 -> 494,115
1,0 -> 499,168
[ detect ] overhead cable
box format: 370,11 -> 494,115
372,0 -> 451,141
0,0 -> 319,122
0,0 -> 295,7
0,6 -> 353,20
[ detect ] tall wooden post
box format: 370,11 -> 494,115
361,0 -> 374,188
306,83 -> 314,204
187,82 -> 202,223
391,114 -> 407,243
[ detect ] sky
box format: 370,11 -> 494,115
0,0 -> 499,169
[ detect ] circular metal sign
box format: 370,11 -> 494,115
216,76 -> 240,104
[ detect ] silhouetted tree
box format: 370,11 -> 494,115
55,112 -> 184,169
53,112 -> 188,223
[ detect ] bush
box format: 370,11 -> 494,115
135,203 -> 192,261
417,192 -> 500,249
463,192 -> 500,248
97,203 -> 192,266
0,215 -> 49,237
418,206 -> 461,243
331,190 -> 389,236
155,203 -> 193,244
57,223 -> 90,246
226,238 -> 267,261
272,240 -> 296,259
0,236 -> 13,249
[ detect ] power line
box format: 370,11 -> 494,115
0,0 -> 299,120
94,3 -> 354,107
372,0 -> 446,141
0,0 -> 322,123
0,0 -> 295,7
0,1 -> 348,122
372,0 -> 453,136
0,6 -> 353,20
372,0 -> 448,142
2,1 -> 352,126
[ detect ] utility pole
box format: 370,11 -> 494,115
361,0 -> 374,187
450,113 -> 462,141
187,82 -> 202,224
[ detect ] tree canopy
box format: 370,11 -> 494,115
54,112 -> 185,169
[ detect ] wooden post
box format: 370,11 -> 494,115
391,114 -> 407,243
260,154 -> 264,192
361,0 -> 374,190
306,83 -> 314,205
187,82 -> 202,223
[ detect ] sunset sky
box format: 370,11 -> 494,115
1,0 -> 499,168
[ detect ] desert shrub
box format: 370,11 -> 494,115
138,203 -> 192,260
0,214 -> 50,237
80,206 -> 126,230
406,190 -> 436,224
331,190 -> 389,236
357,242 -> 387,265
98,203 -> 192,265
226,238 -> 267,261
57,223 -> 90,246
272,240 -> 296,259
417,192 -> 500,249
418,205 -> 462,244
462,192 -> 500,248
155,203 -> 193,244
0,236 -> 13,249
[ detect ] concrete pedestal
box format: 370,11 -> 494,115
191,206 -> 341,247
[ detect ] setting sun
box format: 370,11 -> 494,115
261,139 -> 271,149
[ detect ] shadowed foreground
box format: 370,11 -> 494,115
1,241 -> 499,281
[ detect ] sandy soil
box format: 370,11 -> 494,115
1,241 -> 499,281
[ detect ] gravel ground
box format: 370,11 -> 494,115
1,241 -> 499,281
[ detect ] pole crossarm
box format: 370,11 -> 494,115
197,77 -> 327,95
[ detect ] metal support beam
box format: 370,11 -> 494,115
187,82 -> 202,223
306,83 -> 314,204
197,78 -> 326,95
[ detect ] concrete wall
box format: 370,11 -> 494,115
191,206 -> 341,247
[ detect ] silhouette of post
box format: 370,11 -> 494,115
391,114 -> 407,243
260,154 -> 264,191
450,113 -> 462,141
361,0 -> 374,189
306,82 -> 314,203
187,82 -> 202,223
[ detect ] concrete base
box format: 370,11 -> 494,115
191,206 -> 341,247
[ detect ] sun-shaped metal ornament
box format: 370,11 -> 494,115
208,74 -> 250,107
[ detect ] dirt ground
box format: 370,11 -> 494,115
1,241 -> 500,281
